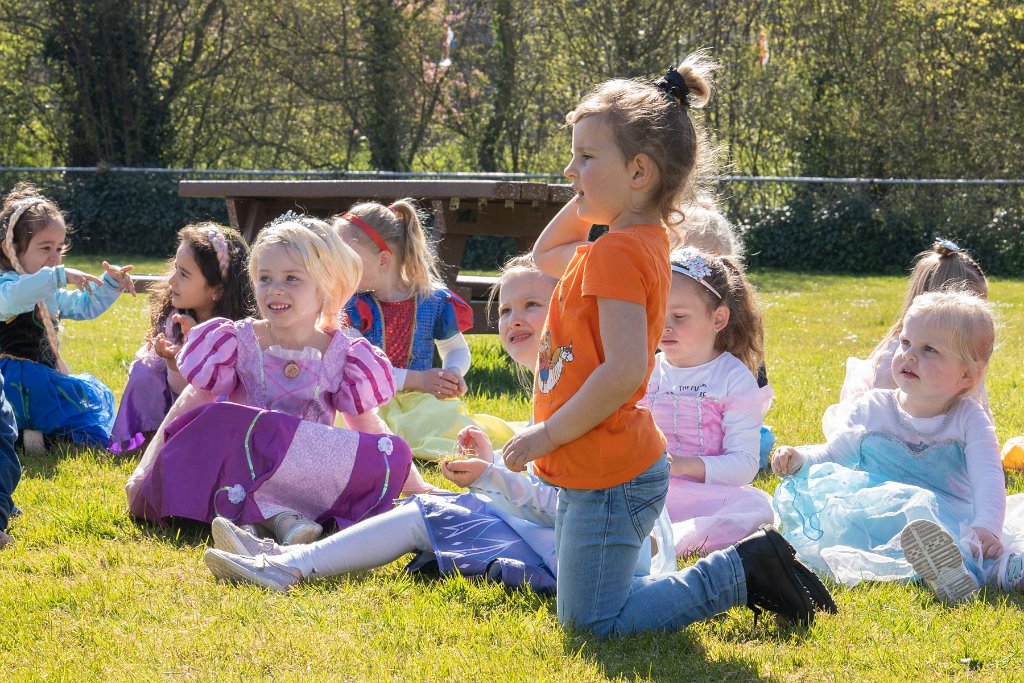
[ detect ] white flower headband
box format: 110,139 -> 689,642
670,247 -> 722,299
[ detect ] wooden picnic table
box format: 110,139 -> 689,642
177,179 -> 574,333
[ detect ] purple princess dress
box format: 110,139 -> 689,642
128,318 -> 412,529
110,316 -> 185,453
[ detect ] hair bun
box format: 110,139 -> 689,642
934,238 -> 961,257
653,68 -> 690,109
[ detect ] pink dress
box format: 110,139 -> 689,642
129,318 -> 412,528
642,352 -> 775,555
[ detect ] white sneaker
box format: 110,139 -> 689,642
211,517 -> 283,556
272,512 -> 323,546
901,519 -> 978,603
204,549 -> 303,593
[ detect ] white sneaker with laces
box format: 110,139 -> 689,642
211,517 -> 283,556
204,549 -> 303,593
901,519 -> 978,603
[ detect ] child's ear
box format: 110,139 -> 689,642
629,153 -> 656,189
957,363 -> 980,392
379,250 -> 393,270
712,305 -> 730,332
212,284 -> 224,303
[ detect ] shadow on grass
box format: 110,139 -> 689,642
18,440 -> 119,479
563,619 -> 775,682
132,516 -> 212,549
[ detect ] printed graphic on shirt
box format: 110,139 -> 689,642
536,330 -> 573,395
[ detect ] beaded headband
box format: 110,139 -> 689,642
670,247 -> 722,299
342,212 -> 392,253
207,229 -> 230,280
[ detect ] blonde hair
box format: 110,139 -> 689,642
872,240 -> 988,360
566,50 -> 721,245
487,253 -> 557,389
0,183 -> 69,373
332,199 -> 442,298
681,204 -> 741,257
903,289 -> 994,399
670,248 -> 764,375
249,216 -> 361,332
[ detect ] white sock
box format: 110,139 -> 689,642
277,502 -> 431,578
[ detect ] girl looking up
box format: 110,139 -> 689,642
642,247 -> 774,555
774,291 -> 1023,602
824,239 -> 988,436
0,183 -> 135,452
111,223 -> 255,453
127,214 -> 413,546
502,54 -> 835,635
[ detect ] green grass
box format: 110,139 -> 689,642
2,272 -> 1024,680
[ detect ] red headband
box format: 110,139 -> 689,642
342,213 -> 392,253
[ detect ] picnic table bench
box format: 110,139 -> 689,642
177,180 -> 573,333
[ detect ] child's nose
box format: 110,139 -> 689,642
563,161 -> 576,179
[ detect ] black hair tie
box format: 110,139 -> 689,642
653,68 -> 690,109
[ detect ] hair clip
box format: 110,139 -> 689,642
653,68 -> 690,110
670,247 -> 722,299
934,238 -> 960,253
342,212 -> 392,253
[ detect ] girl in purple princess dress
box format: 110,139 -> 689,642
641,247 -> 775,556
126,215 -> 416,546
110,224 -> 255,453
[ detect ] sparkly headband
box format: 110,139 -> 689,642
670,248 -> 722,299
653,68 -> 690,110
207,229 -> 230,280
270,210 -> 317,230
342,212 -> 392,253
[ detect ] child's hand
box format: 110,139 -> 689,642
171,313 -> 198,338
771,445 -> 804,476
102,261 -> 136,295
441,457 -> 490,488
973,527 -> 1003,558
409,368 -> 463,399
153,333 -> 182,373
457,426 -> 494,463
503,422 -> 556,472
668,454 -> 706,481
443,367 -> 468,397
64,267 -> 104,294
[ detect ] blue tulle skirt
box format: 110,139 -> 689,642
0,356 -> 115,446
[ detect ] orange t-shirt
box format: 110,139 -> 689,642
532,224 -> 670,489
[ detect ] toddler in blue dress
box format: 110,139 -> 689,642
773,290 -> 1024,602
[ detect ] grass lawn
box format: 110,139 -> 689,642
1,270 -> 1023,680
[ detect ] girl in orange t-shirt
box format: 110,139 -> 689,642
502,53 -> 836,635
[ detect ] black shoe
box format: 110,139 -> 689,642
734,525 -> 836,625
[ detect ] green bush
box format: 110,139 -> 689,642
739,185 -> 1024,276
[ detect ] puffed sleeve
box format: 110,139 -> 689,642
433,288 -> 474,341
331,334 -> 397,415
176,317 -> 241,396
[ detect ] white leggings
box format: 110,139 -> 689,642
276,502 -> 430,579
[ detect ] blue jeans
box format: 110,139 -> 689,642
555,455 -> 747,636
0,372 -> 21,531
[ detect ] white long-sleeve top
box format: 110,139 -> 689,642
641,352 -> 772,486
799,388 -> 1004,536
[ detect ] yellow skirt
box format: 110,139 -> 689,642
343,391 -> 518,462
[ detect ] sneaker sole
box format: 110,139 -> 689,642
210,518 -> 254,556
204,549 -> 293,593
281,523 -> 323,546
901,519 -> 978,603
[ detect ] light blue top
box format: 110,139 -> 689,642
0,266 -> 123,320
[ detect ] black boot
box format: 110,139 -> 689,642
734,525 -> 837,625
